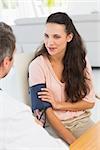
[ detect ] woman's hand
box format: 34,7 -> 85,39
34,117 -> 43,126
38,88 -> 59,109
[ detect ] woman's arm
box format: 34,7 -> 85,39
46,107 -> 76,144
38,88 -> 95,111
53,100 -> 95,111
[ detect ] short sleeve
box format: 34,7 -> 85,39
28,57 -> 52,113
29,57 -> 45,87
83,57 -> 95,103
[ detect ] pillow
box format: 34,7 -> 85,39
14,52 -> 34,105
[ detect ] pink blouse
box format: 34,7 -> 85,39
29,55 -> 95,120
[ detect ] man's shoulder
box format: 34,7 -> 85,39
0,91 -> 31,118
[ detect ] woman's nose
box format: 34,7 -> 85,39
47,38 -> 54,46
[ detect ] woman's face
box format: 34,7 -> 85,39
44,23 -> 71,57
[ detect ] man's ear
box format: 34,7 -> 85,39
66,33 -> 73,42
3,56 -> 11,68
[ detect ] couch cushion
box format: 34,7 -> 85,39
14,52 -> 34,105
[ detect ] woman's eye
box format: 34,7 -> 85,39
54,35 -> 61,39
44,34 -> 49,38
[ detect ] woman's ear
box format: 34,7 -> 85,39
66,33 -> 73,42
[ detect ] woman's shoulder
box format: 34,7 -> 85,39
30,55 -> 42,65
29,55 -> 47,69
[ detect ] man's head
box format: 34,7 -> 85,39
0,22 -> 16,78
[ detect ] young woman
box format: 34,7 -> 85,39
29,12 -> 95,145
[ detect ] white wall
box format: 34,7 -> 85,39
0,0 -> 100,25
12,12 -> 100,67
67,0 -> 100,15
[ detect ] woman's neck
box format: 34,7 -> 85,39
48,49 -> 66,64
49,54 -> 63,64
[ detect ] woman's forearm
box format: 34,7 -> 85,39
38,88 -> 94,112
55,100 -> 95,111
46,108 -> 76,145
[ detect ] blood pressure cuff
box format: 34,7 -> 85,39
29,83 -> 52,111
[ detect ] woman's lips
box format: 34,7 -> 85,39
48,47 -> 56,52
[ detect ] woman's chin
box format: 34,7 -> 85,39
48,51 -> 56,56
